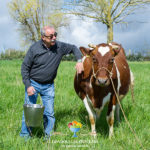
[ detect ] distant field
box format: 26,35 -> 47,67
0,60 -> 149,150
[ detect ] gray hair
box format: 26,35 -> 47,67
41,26 -> 55,36
41,28 -> 45,36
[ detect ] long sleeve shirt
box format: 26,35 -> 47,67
21,40 -> 82,88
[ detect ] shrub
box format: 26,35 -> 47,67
0,49 -> 26,60
62,54 -> 76,61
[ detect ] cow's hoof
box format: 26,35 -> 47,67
90,132 -> 97,137
109,134 -> 114,139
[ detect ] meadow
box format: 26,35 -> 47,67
0,60 -> 149,150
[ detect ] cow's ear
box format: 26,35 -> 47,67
112,45 -> 121,56
79,47 -> 91,56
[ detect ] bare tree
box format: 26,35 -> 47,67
64,0 -> 150,43
8,0 -> 69,47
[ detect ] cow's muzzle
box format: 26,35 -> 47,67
96,78 -> 110,87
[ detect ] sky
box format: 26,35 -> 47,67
0,0 -> 150,55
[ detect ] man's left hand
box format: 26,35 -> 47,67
75,62 -> 84,74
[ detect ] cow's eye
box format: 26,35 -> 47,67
92,57 -> 97,63
109,58 -> 114,63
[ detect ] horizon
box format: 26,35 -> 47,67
0,0 -> 150,55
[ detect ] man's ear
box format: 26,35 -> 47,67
79,47 -> 91,56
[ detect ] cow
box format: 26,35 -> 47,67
74,42 -> 134,138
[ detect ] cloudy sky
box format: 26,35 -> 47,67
0,0 -> 150,54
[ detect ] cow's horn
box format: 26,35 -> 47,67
88,44 -> 96,49
111,45 -> 119,49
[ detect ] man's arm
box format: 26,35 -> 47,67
62,42 -> 82,61
62,42 -> 84,74
21,47 -> 33,88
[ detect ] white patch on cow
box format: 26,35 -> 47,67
112,105 -> 116,111
106,105 -> 116,138
83,96 -> 95,118
107,105 -> 115,120
82,56 -> 86,62
108,123 -> 113,138
114,60 -> 121,93
102,92 -> 111,107
92,93 -> 111,118
98,46 -> 110,56
130,70 -> 134,85
89,47 -> 94,50
124,65 -> 126,69
89,76 -> 93,88
86,95 -> 93,106
83,96 -> 96,133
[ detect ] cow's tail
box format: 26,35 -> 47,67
130,70 -> 134,103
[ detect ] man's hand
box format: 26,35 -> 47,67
27,86 -> 36,96
75,62 -> 84,74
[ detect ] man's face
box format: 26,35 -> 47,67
42,28 -> 57,47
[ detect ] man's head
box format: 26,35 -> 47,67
41,26 -> 57,47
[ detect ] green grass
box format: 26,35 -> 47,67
0,60 -> 150,150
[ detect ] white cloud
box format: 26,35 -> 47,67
0,16 -> 9,24
0,0 -> 20,51
60,13 -> 150,53
114,22 -> 150,53
60,17 -> 107,47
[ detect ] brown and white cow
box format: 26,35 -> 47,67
74,42 -> 134,138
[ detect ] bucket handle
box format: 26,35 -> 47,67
25,90 -> 43,106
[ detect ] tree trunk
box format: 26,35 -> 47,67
107,23 -> 113,43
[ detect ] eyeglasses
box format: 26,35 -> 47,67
44,32 -> 57,39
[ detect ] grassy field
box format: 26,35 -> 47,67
0,60 -> 150,150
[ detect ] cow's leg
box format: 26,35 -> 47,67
130,70 -> 134,102
107,102 -> 116,139
83,97 -> 96,136
116,94 -> 125,122
116,103 -> 120,122
95,108 -> 103,119
95,92 -> 111,119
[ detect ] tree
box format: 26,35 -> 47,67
8,0 -> 69,47
64,0 -> 150,43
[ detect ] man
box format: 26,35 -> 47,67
20,26 -> 83,139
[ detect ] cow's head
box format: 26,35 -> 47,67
80,43 -> 120,87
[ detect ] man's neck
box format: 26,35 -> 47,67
44,43 -> 51,49
42,41 -> 51,49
